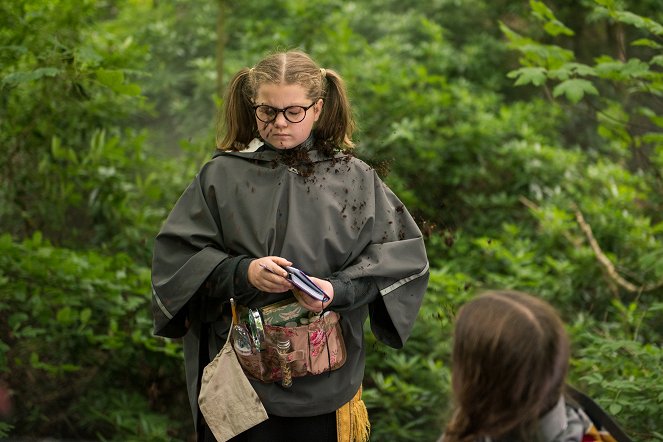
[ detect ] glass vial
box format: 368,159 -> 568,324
276,338 -> 293,388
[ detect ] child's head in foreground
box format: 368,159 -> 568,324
445,290 -> 570,442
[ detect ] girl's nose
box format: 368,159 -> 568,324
273,112 -> 288,127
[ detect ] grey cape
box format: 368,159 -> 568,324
151,142 -> 430,427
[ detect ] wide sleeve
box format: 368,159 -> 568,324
333,170 -> 430,349
151,167 -> 230,338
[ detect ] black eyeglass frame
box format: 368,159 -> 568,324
252,102 -> 317,124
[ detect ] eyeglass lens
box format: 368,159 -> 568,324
254,104 -> 312,123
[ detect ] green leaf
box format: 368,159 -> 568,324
75,45 -> 103,66
565,62 -> 597,77
609,403 -> 623,415
96,69 -> 125,87
621,59 -> 650,78
614,11 -> 663,36
543,21 -> 574,37
594,0 -> 615,7
51,136 -> 78,163
80,308 -> 92,324
499,21 -> 524,44
56,306 -> 73,324
31,231 -> 43,246
552,79 -> 599,103
631,38 -> 662,49
529,0 -> 574,36
95,69 -> 142,96
8,312 -> 28,330
2,67 -> 61,87
115,83 -> 141,96
548,63 -> 596,81
507,67 -> 547,86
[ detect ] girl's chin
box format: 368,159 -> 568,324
268,139 -> 297,149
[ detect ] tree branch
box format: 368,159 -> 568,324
518,196 -> 581,247
519,196 -> 663,293
572,204 -> 663,293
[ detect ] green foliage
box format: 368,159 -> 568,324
0,0 -> 149,252
364,269 -> 473,441
77,389 -> 179,442
569,309 -> 663,441
502,1 -> 663,176
529,0 -> 575,37
108,0 -> 220,149
2,0 -> 661,440
0,233 -> 188,439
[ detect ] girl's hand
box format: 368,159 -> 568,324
247,256 -> 293,293
293,276 -> 334,313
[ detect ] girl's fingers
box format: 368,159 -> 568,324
249,257 -> 293,292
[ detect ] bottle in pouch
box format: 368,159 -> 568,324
276,338 -> 293,388
248,308 -> 265,351
230,298 -> 252,355
232,325 -> 253,356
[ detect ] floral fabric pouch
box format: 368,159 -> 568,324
232,301 -> 346,383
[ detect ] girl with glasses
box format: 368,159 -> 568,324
151,50 -> 430,442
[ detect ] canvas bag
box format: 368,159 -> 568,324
198,329 -> 268,442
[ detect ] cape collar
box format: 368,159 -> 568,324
479,396 -> 587,442
241,138 -> 264,153
214,136 -> 347,164
239,134 -> 316,153
539,397 -> 569,441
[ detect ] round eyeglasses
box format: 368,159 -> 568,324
253,102 -> 316,124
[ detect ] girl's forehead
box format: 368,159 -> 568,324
255,83 -> 310,105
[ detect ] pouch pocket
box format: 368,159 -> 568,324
234,311 -> 346,383
305,312 -> 347,375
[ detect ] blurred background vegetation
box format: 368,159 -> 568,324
1,0 -> 661,440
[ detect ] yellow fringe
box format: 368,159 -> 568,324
585,424 -> 617,442
336,385 -> 371,442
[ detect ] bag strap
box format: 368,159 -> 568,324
566,384 -> 633,442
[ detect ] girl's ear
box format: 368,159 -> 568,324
313,98 -> 324,122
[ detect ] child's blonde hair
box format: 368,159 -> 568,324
217,51 -> 355,151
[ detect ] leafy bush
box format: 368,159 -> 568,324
0,0 -> 148,245
569,305 -> 663,441
1,0 -> 661,441
0,233 -> 188,440
364,269 -> 474,442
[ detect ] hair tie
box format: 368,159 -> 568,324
249,67 -> 255,74
320,68 -> 326,78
